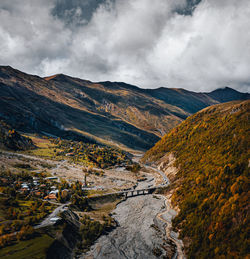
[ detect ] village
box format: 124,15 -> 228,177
0,134 -> 164,254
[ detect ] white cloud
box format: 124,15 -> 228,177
0,0 -> 250,92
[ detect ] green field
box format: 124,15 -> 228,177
0,234 -> 54,259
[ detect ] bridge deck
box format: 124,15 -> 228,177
89,184 -> 168,198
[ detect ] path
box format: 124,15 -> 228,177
0,150 -> 55,163
145,164 -> 169,184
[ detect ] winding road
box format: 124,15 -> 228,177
34,202 -> 70,229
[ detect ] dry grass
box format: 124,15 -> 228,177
78,198 -> 122,223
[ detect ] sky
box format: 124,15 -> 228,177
0,0 -> 250,92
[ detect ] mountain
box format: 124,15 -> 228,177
207,86 -> 249,103
0,65 -> 249,151
142,100 -> 250,258
145,86 -> 249,114
0,120 -> 35,150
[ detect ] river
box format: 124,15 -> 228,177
82,167 -> 185,259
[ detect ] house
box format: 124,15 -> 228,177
20,188 -> 29,193
44,193 -> 57,200
21,183 -> 30,190
34,191 -> 43,197
49,190 -> 59,195
33,180 -> 39,186
66,153 -> 74,157
0,178 -> 8,184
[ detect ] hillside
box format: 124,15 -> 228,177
0,65 -> 249,151
0,121 -> 35,150
143,100 -> 250,258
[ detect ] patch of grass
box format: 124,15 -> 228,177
23,136 -> 63,160
94,201 -> 119,213
28,148 -> 55,158
0,234 -> 54,259
13,163 -> 35,170
77,196 -> 121,224
25,136 -> 51,149
86,189 -> 110,197
18,200 -> 33,207
87,197 -> 122,222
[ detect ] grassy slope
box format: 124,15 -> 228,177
143,100 -> 250,258
24,135 -> 63,159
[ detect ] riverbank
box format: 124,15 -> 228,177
157,194 -> 185,259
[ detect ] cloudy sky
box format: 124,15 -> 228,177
0,0 -> 250,92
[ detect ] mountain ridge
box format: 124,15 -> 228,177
0,65 -> 249,151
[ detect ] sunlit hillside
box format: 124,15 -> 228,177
143,100 -> 250,258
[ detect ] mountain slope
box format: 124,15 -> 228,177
207,86 -> 249,103
145,86 -> 249,114
145,87 -> 218,114
143,100 -> 250,258
0,65 -> 249,151
0,66 -> 163,150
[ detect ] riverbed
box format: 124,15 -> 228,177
82,194 -> 178,259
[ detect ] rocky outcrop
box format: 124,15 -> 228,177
157,153 -> 178,182
46,210 -> 81,259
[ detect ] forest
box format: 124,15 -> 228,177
143,100 -> 250,258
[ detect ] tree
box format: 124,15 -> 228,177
17,225 -> 34,241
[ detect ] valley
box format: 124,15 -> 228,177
0,66 -> 249,259
0,142 -> 183,259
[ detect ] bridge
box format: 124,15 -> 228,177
88,184 -> 168,199
117,186 -> 158,198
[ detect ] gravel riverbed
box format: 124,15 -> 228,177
82,195 -> 177,259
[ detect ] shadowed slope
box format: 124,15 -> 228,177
0,65 -> 249,150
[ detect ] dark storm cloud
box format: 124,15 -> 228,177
0,0 -> 249,92
175,0 -> 202,15
51,0 -> 109,27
